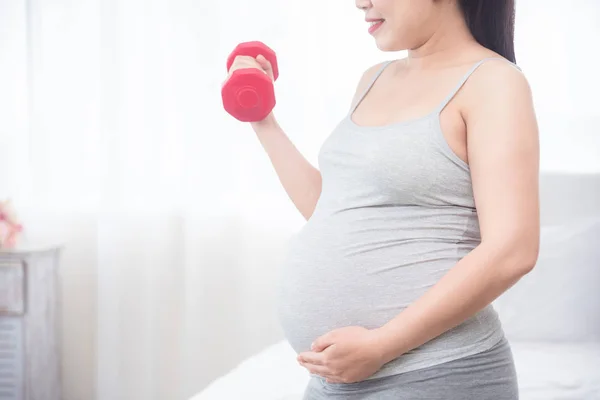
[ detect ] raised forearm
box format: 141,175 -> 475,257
252,115 -> 322,220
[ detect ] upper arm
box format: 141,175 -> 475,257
464,62 -> 540,263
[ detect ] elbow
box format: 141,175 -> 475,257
508,236 -> 540,277
484,233 -> 540,279
516,244 -> 539,275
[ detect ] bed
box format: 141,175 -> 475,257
191,172 -> 600,400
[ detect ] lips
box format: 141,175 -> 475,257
368,19 -> 385,27
368,19 -> 385,34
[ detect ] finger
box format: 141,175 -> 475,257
300,362 -> 331,377
312,334 -> 336,352
230,56 -> 260,71
255,54 -> 273,77
235,55 -> 256,63
256,54 -> 271,69
297,352 -> 325,366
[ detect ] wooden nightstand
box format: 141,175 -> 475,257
0,245 -> 62,400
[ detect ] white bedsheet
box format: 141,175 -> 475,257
192,339 -> 600,400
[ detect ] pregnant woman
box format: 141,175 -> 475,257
228,0 -> 539,398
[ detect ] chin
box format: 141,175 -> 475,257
374,33 -> 408,52
375,39 -> 405,52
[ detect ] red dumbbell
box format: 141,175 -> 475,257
221,41 -> 279,122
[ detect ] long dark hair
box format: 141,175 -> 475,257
459,0 -> 516,63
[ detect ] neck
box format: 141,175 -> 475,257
406,6 -> 477,70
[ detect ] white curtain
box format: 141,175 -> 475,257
0,0 -> 598,399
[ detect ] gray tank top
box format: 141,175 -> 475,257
277,57 -> 521,380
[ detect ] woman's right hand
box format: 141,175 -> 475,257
226,54 -> 275,82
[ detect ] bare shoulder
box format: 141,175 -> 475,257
462,57 -> 538,146
465,59 -> 533,112
349,60 -> 394,108
359,60 -> 392,85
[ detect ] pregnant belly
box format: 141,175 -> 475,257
276,218 -> 467,354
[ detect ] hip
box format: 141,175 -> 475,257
302,336 -> 519,400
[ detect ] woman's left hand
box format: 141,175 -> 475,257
297,326 -> 388,384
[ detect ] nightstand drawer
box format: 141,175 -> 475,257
0,261 -> 25,315
0,246 -> 62,400
0,318 -> 24,400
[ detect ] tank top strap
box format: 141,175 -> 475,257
349,60 -> 395,114
434,57 -> 522,114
